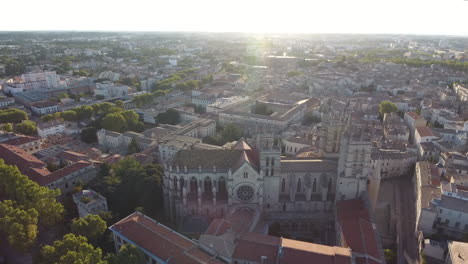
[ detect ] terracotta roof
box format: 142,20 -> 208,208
406,112 -> 423,120
204,219 -> 232,236
36,161 -> 92,186
336,199 -> 384,263
232,233 -> 280,264
58,150 -> 87,162
416,126 -> 434,138
1,135 -> 40,146
0,144 -> 49,179
279,238 -> 352,264
232,139 -> 252,150
109,212 -> 223,264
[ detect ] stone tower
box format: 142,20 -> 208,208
336,126 -> 379,207
256,134 -> 281,211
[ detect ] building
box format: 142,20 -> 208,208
0,97 -> 15,108
30,100 -> 59,115
163,135 -> 338,226
283,135 -> 312,155
0,133 -> 42,154
109,211 -> 225,264
206,96 -> 251,114
97,129 -> 156,154
37,120 -> 65,138
336,198 -> 386,264
415,126 -> 438,146
110,211 -> 355,264
371,149 -> 417,179
174,118 -> 216,139
73,189 -> 108,218
94,81 -> 128,99
445,240 -> 468,264
20,71 -> 59,89
404,112 -> 427,142
414,162 -> 442,236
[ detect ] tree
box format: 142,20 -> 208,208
81,127 -> 98,143
379,101 -> 398,116
37,234 -> 107,264
71,214 -> 107,243
115,100 -> 124,109
14,120 -> 37,135
251,103 -> 273,116
384,249 -> 396,264
1,123 -> 13,132
101,113 -> 126,132
60,110 -> 78,122
74,105 -> 94,120
0,108 -> 28,123
122,110 -> 139,129
220,124 -> 242,143
112,244 -> 145,264
157,109 -> 180,125
0,200 -> 38,252
302,112 -> 321,125
127,137 -> 140,154
0,160 -> 63,228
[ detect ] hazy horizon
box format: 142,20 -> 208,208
3,0 -> 468,36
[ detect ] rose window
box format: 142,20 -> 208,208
236,185 -> 254,201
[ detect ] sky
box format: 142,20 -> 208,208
3,0 -> 468,35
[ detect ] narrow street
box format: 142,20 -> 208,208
394,177 -> 420,264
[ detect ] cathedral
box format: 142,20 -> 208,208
163,135 -> 338,224
162,129 -> 381,236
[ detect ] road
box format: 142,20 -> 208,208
394,177 -> 420,264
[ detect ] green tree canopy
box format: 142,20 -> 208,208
252,103 -> 273,116
81,127 -> 98,143
221,124 -> 242,143
112,244 -> 146,264
157,108 -> 180,125
14,120 -> 37,135
1,123 -> 13,132
60,110 -> 78,121
115,100 -> 124,109
0,108 -> 28,123
71,214 -> 107,243
37,234 -> 107,264
0,159 -> 63,227
0,200 -> 38,252
379,101 -> 398,115
127,137 -> 140,154
101,113 -> 126,132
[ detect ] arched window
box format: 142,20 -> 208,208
271,168 -> 274,176
180,177 -> 185,189
312,178 -> 317,192
266,157 -> 270,166
281,178 -> 286,192
297,178 -> 302,193
265,169 -> 269,177
190,177 -> 197,193
173,176 -> 178,192
271,158 -> 275,166
204,177 -> 212,193
218,177 -> 226,193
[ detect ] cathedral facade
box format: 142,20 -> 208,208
162,135 -> 338,225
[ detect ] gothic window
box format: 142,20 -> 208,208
204,177 -> 212,193
266,157 -> 270,166
173,176 -> 178,192
180,177 -> 185,189
218,177 -> 226,193
297,178 -> 302,193
312,178 -> 317,192
190,177 -> 197,193
281,178 -> 286,192
243,172 -> 248,179
271,158 -> 275,166
282,203 -> 286,212
236,185 -> 255,202
265,169 -> 269,177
